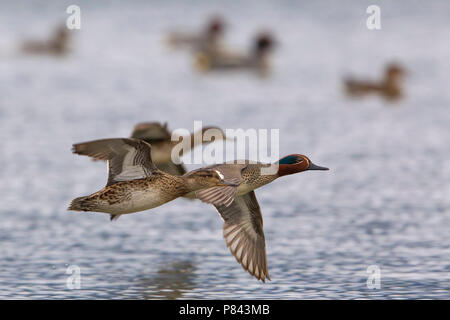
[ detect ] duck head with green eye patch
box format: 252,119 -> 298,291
277,154 -> 329,177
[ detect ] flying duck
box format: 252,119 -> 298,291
191,154 -> 329,282
68,138 -> 236,221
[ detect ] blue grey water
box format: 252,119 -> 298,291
0,0 -> 449,299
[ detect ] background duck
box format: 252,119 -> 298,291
195,32 -> 276,75
344,63 -> 406,102
130,122 -> 228,176
191,154 -> 329,282
21,24 -> 71,56
167,16 -> 225,54
68,138 -> 236,221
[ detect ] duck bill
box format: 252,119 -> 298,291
308,162 -> 329,171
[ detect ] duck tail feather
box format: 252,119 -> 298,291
68,196 -> 95,212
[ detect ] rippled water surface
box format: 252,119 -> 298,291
0,0 -> 449,299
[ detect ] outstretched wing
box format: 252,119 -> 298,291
195,164 -> 245,206
215,191 -> 270,282
72,138 -> 158,186
130,122 -> 171,143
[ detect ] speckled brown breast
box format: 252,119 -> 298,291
237,164 -> 278,195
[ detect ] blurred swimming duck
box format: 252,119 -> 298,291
195,32 -> 276,74
167,16 -> 225,54
191,154 -> 329,282
21,24 -> 71,56
130,122 -> 227,176
68,138 -> 236,221
344,63 -> 406,101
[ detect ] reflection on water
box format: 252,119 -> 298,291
138,260 -> 196,300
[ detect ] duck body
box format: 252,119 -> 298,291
21,24 -> 70,56
222,163 -> 278,196
345,80 -> 402,101
184,162 -> 276,200
168,32 -> 221,54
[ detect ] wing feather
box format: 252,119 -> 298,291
215,191 -> 270,282
72,138 -> 158,186
195,164 -> 246,206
